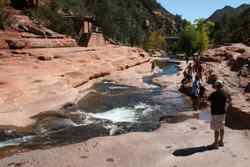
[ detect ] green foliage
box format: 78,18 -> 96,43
26,1 -> 83,38
176,19 -> 214,56
209,5 -> 250,44
0,0 -> 3,29
177,23 -> 198,56
169,41 -> 179,54
195,19 -> 214,54
0,0 -> 9,29
196,30 -> 209,54
25,0 -> 184,47
144,31 -> 166,50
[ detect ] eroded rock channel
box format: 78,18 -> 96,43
0,62 -> 193,158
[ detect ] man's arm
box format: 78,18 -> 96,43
208,92 -> 213,102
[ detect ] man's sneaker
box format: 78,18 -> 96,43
219,141 -> 224,147
207,143 -> 219,150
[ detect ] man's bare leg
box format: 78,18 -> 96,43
219,128 -> 224,146
208,130 -> 219,149
214,130 -> 219,147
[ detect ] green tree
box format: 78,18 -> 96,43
145,31 -> 166,50
0,0 -> 4,29
0,0 -> 9,29
177,23 -> 198,56
195,18 -> 214,54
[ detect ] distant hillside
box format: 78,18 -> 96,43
208,4 -> 250,23
5,0 -> 185,48
208,4 -> 250,44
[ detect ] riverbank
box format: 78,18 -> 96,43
1,119 -> 250,167
179,43 -> 250,129
0,59 -> 249,167
0,46 -> 150,128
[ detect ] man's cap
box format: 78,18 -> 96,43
215,80 -> 223,87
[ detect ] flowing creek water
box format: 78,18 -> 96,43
0,61 -> 194,158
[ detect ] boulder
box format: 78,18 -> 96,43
202,49 -> 225,62
226,106 -> 250,129
31,38 -> 77,48
225,46 -> 245,54
237,53 -> 250,66
203,47 -> 242,62
37,55 -> 53,61
6,39 -> 27,49
232,52 -> 250,71
200,55 -> 221,62
27,25 -> 45,36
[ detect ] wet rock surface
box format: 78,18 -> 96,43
1,118 -> 249,167
0,62 -> 193,159
0,59 -> 249,167
0,46 -> 150,127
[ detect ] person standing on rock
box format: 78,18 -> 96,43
197,62 -> 204,81
208,80 -> 227,149
151,60 -> 156,72
192,75 -> 201,111
185,56 -> 189,64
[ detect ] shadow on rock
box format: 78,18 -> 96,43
173,145 -> 217,157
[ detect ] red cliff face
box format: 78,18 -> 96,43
0,12 -> 151,127
0,14 -> 78,49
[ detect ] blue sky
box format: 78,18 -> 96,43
158,0 -> 250,22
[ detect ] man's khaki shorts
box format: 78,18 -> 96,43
210,114 -> 225,130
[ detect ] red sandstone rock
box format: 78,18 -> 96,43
0,46 -> 150,127
203,46 -> 246,63
200,55 -> 221,62
26,25 -> 46,36
231,52 -> 250,71
6,39 -> 27,49
37,55 -> 53,61
5,38 -> 77,49
25,38 -> 78,48
225,46 -> 245,54
1,14 -> 78,49
237,52 -> 250,66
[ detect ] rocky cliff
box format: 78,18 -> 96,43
0,6 -> 152,127
6,0 -> 184,47
0,9 -> 77,49
208,4 -> 250,23
207,4 -> 250,44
